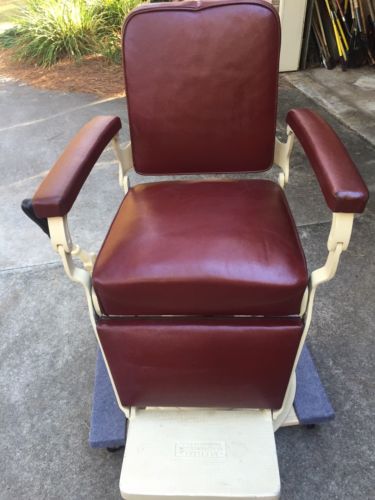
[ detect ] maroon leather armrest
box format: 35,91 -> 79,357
32,115 -> 122,218
286,108 -> 368,213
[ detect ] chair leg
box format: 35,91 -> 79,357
273,212 -> 354,428
273,370 -> 297,430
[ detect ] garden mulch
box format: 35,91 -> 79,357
0,49 -> 125,97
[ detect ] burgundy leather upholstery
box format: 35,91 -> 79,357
33,116 -> 122,218
123,0 -> 280,175
287,108 -> 369,213
97,317 -> 303,409
93,180 -> 308,316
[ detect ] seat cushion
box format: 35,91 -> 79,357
93,180 -> 308,316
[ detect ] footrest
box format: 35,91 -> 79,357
120,408 -> 280,500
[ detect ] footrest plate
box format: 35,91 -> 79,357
120,408 -> 280,500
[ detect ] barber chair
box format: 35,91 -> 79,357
22,1 -> 369,499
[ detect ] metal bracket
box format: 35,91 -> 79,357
112,135 -> 133,194
71,245 -> 96,273
274,126 -> 295,189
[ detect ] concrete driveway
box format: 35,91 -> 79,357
0,77 -> 374,499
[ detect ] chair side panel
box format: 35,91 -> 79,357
97,317 -> 302,409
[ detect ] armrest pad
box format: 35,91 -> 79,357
287,108 -> 368,213
33,115 -> 122,218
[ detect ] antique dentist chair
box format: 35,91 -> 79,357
22,1 -> 368,498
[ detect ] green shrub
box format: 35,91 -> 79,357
0,26 -> 19,49
91,0 -> 142,64
0,0 -> 145,66
92,0 -> 142,31
7,0 -> 99,66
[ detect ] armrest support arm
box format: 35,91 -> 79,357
286,108 -> 369,213
32,115 -> 122,218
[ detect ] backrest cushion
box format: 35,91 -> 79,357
123,0 -> 280,175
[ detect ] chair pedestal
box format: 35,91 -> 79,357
120,408 -> 280,500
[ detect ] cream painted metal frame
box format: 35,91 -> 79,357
46,129 -> 355,428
